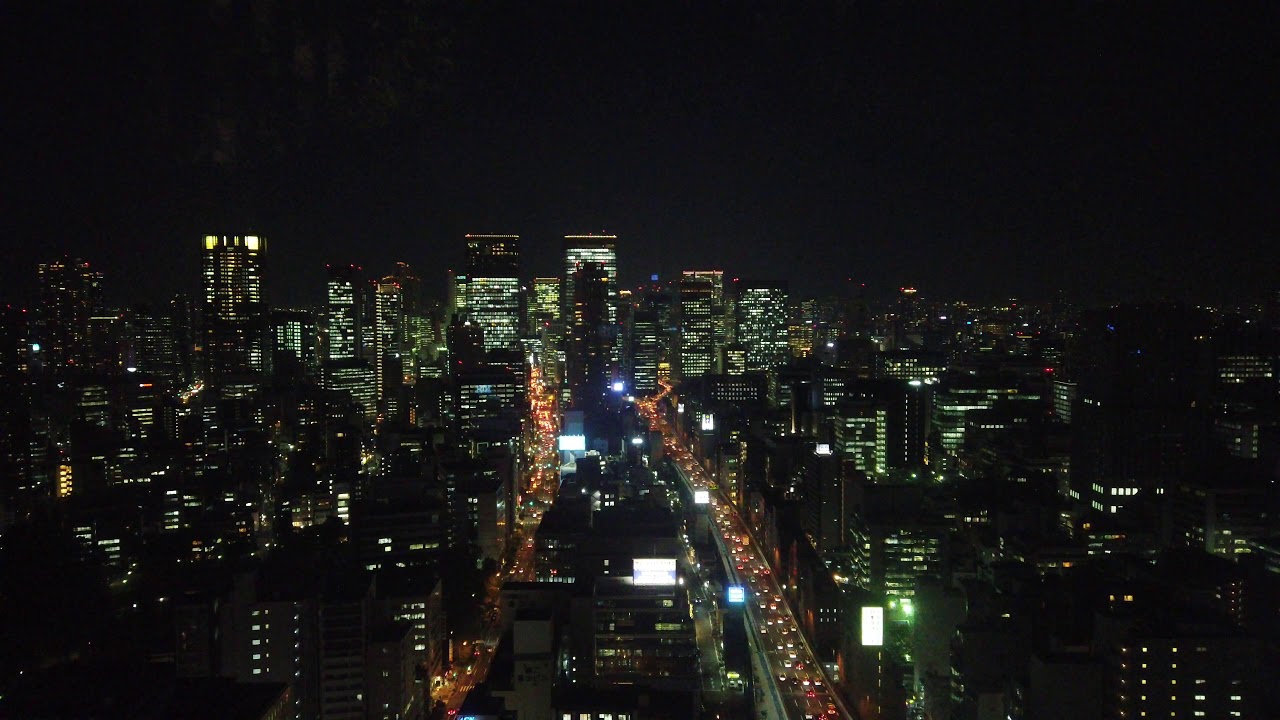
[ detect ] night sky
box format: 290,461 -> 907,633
3,2 -> 1277,307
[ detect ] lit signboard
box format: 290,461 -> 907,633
611,380 -> 625,392
633,558 -> 677,586
694,490 -> 710,505
861,606 -> 884,646
677,402 -> 685,414
815,443 -> 832,455
558,434 -> 586,452
727,585 -> 746,604
701,413 -> 715,431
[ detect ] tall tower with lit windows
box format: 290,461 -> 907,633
326,264 -> 363,361
200,235 -> 267,392
35,255 -> 103,375
465,234 -> 521,352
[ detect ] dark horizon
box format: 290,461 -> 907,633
3,2 -> 1277,309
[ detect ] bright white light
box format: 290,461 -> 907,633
826,341 -> 835,349
631,437 -> 644,446
677,403 -> 685,414
727,586 -> 746,603
694,490 -> 710,505
815,443 -> 832,456
611,381 -> 625,392
701,414 -> 715,431
31,343 -> 40,352
558,435 -> 586,452
633,558 -> 677,586
909,380 -> 923,387
861,606 -> 884,646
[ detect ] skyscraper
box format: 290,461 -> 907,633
530,277 -> 561,332
326,265 -> 364,361
563,234 -> 618,335
566,261 -> 612,415
733,280 -> 789,372
270,309 -> 318,378
678,270 -> 722,381
374,276 -> 403,401
35,255 -> 103,375
448,269 -> 469,321
630,306 -> 660,394
200,235 -> 266,391
465,234 -> 521,352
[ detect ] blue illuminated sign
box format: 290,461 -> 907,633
727,585 -> 746,604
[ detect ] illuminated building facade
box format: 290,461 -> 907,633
326,264 -> 363,361
677,270 -> 721,380
630,307 -> 660,394
788,297 -> 817,359
833,400 -> 889,476
36,255 -> 103,375
270,309 -> 317,377
530,276 -> 561,332
732,280 -> 789,372
374,277 -> 403,404
200,235 -> 267,390
562,235 -> 618,340
465,234 -> 521,352
591,576 -> 699,691
448,269 -> 468,320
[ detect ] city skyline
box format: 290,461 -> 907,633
2,4 -> 1279,719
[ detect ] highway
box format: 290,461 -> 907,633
639,385 -> 852,720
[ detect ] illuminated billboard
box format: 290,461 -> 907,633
815,443 -> 832,455
558,434 -> 586,452
861,606 -> 884,646
727,585 -> 746,604
633,558 -> 677,586
701,413 -> 715,431
694,490 -> 710,505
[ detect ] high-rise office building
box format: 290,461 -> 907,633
200,235 -> 267,390
566,261 -> 612,415
447,269 -> 469,321
128,296 -> 193,384
35,255 -> 103,375
374,276 -> 403,401
326,265 -> 364,362
563,234 -> 618,334
733,280 -> 789,372
677,270 -> 722,381
270,309 -> 318,377
630,306 -> 661,394
530,277 -> 561,332
392,262 -> 431,374
465,234 -> 521,352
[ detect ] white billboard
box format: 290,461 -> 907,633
633,558 -> 677,586
861,606 -> 884,646
558,434 -> 586,452
815,443 -> 832,456
727,585 -> 746,604
694,490 -> 711,505
701,413 -> 715,431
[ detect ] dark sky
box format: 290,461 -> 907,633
3,2 -> 1277,308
